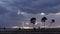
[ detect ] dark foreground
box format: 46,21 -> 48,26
0,28 -> 60,34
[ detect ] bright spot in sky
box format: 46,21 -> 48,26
55,12 -> 60,15
26,23 -> 29,25
17,9 -> 25,15
35,23 -> 38,25
40,13 -> 45,15
17,10 -> 26,15
21,12 -> 25,15
17,11 -> 25,15
17,10 -> 21,15
17,11 -> 21,15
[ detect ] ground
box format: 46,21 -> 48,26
0,28 -> 60,34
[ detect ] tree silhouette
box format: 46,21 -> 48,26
49,19 -> 55,28
3,26 -> 5,31
30,17 -> 36,29
41,17 -> 47,28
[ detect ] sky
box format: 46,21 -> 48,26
0,0 -> 60,28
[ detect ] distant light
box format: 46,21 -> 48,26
40,13 -> 45,15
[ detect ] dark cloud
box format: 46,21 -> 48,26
11,0 -> 60,14
0,0 -> 60,14
0,12 -> 25,28
0,6 -> 9,15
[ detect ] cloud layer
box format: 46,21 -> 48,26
0,0 -> 60,28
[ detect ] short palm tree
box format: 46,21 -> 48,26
3,26 -> 5,30
41,17 -> 47,28
49,19 -> 55,28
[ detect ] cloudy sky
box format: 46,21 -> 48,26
0,0 -> 60,28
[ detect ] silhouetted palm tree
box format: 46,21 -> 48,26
41,17 -> 47,28
3,26 -> 5,30
49,19 -> 55,28
30,17 -> 36,29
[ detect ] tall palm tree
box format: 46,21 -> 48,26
49,19 -> 55,28
30,17 -> 36,28
41,17 -> 47,28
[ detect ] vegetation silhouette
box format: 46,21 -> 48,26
49,19 -> 55,28
41,17 -> 47,28
3,26 -> 5,30
30,17 -> 36,29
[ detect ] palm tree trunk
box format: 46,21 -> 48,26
49,23 -> 52,28
44,22 -> 45,28
33,24 -> 34,29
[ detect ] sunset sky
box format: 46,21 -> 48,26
0,0 -> 60,28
